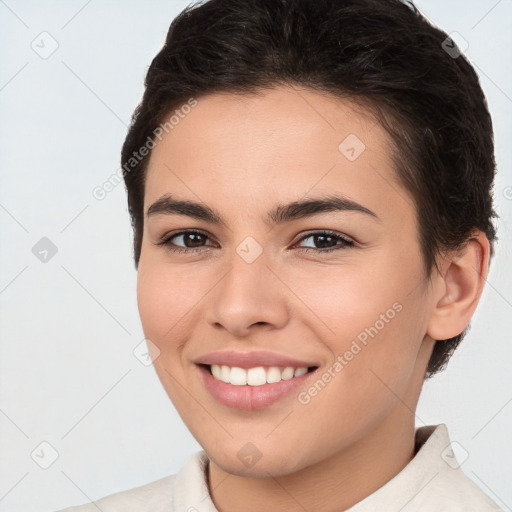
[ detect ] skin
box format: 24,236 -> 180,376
137,85 -> 490,511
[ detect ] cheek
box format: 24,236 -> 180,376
136,270 -> 170,341
136,261 -> 197,408
136,258 -> 205,341
287,258 -> 426,385
137,276 -> 180,375
285,259 -> 408,338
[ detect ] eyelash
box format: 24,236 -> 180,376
156,229 -> 355,254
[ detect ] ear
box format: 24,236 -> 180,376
427,231 -> 491,340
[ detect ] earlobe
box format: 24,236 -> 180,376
426,231 -> 490,341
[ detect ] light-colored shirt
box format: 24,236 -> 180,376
56,423 -> 503,511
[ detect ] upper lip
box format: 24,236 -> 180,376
195,350 -> 318,369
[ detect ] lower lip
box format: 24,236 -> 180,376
198,365 -> 316,411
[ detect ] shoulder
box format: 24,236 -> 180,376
54,450 -> 212,512
348,424 -> 504,512
404,424 -> 504,511
417,425 -> 504,511
420,465 -> 504,511
55,473 -> 177,512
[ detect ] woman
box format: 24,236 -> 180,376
58,0 -> 502,509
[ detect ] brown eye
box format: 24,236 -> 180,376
296,231 -> 354,253
174,232 -> 207,248
157,229 -> 214,253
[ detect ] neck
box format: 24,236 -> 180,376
208,406 -> 417,512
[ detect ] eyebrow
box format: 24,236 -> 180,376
146,193 -> 379,226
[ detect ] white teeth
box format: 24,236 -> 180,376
211,364 -> 222,380
266,366 -> 282,383
247,367 -> 267,386
209,364 -> 310,386
281,367 -> 295,380
229,367 -> 247,386
220,365 -> 230,382
294,367 -> 308,377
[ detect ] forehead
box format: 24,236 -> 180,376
144,85 -> 410,221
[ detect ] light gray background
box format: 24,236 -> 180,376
0,1 -> 511,511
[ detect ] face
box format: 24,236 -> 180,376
137,85 -> 437,477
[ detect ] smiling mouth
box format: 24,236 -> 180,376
199,363 -> 318,386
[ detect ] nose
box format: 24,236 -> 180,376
206,248 -> 290,338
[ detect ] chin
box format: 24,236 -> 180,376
205,441 -> 306,478
212,455 -> 294,478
